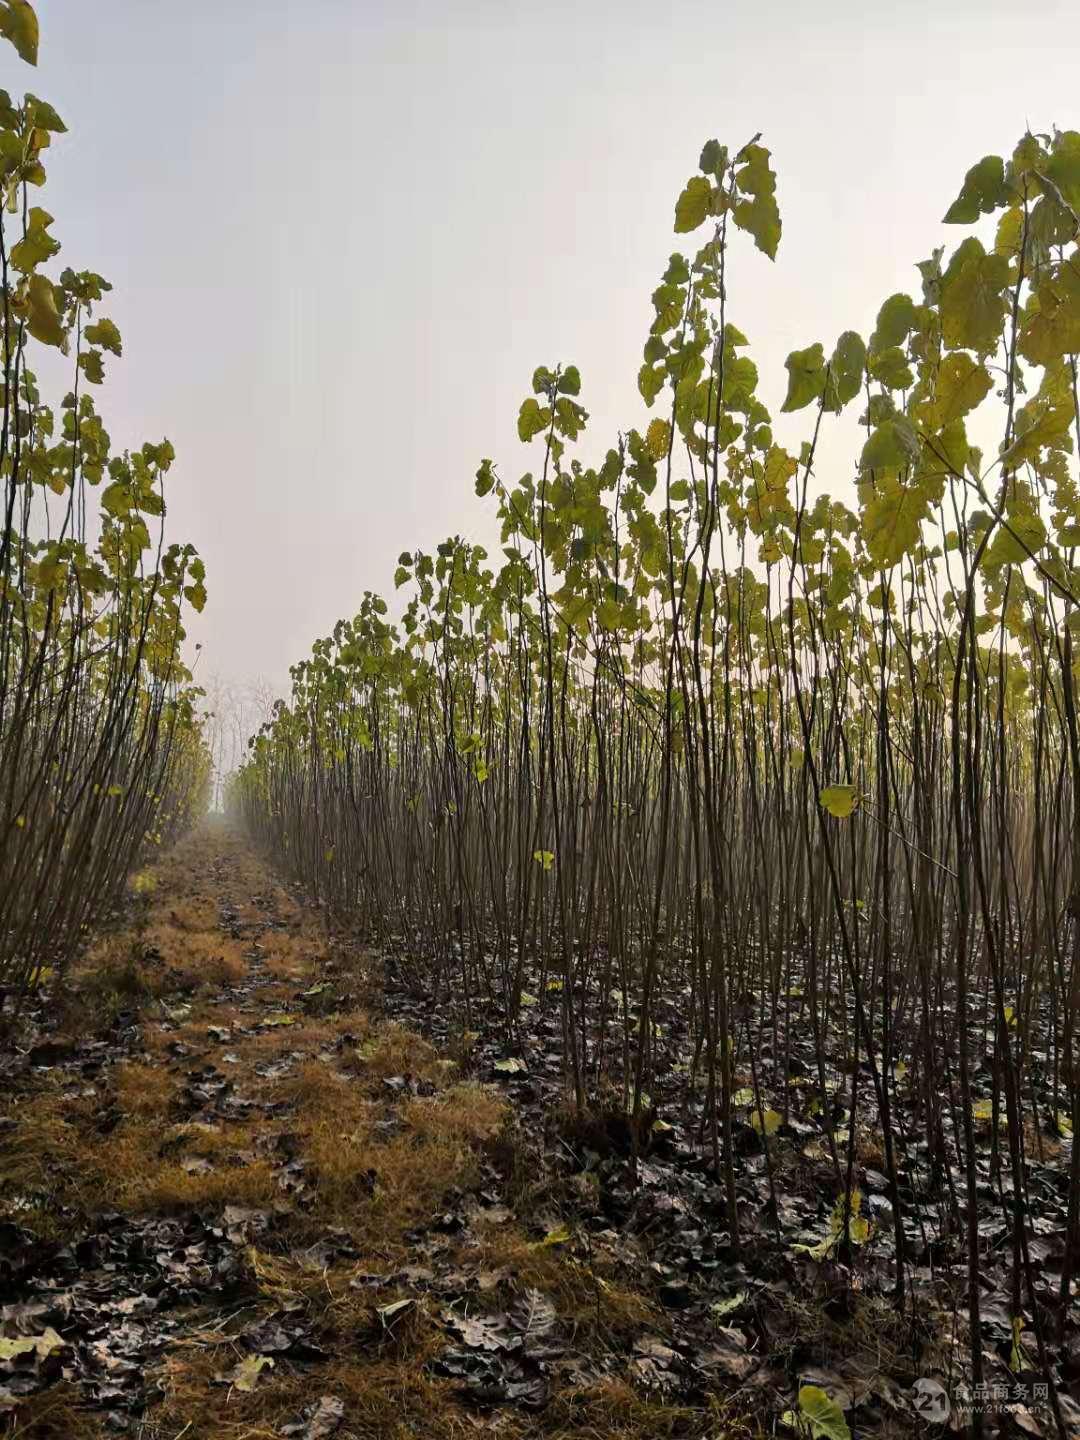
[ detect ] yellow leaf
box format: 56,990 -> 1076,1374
537,1225 -> 573,1248
819,784 -> 859,818
232,1354 -> 274,1392
751,1107 -> 782,1136
0,0 -> 39,66
645,417 -> 671,461
23,272 -> 64,346
0,1329 -> 64,1360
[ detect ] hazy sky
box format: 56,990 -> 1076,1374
31,0 -> 1080,694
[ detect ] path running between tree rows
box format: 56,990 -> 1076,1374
1,822 -> 743,1440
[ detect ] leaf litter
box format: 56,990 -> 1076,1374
2,825 -> 1079,1436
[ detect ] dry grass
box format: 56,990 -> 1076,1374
0,1384 -> 111,1440
402,1081 -> 506,1143
111,1058 -> 178,1117
131,1352 -> 740,1440
472,1230 -> 663,1349
0,1074 -> 281,1225
338,1022 -> 447,1084
0,1086 -> 91,1234
1,823 -> 719,1440
282,1063 -> 503,1251
145,1322 -> 500,1440
546,1378 -> 714,1439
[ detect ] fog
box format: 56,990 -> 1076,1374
35,0 -> 1080,695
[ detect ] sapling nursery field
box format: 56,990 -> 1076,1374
4,0 -> 1080,1434
230,127 -> 1080,1439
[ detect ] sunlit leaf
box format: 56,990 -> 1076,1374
819,785 -> 859,818
0,0 -> 39,65
943,154 -> 1009,223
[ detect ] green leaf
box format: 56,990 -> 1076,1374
782,343 -> 826,413
231,1354 -> 274,1392
861,477 -> 927,566
849,1211 -> 871,1245
23,272 -> 64,346
732,192 -> 781,261
0,1 -> 39,66
79,348 -> 105,385
923,418 -> 969,481
860,417 -> 919,473
1002,392 -> 1073,466
538,1224 -> 573,1248
554,396 -> 587,440
824,331 -> 865,411
943,154 -> 1009,223
869,293 -> 916,354
751,1107 -> 783,1135
0,1328 -> 64,1361
1019,255 -> 1080,366
638,361 -> 666,406
10,205 -> 58,273
867,346 -> 912,391
100,480 -> 131,518
819,784 -> 859,818
674,175 -> 713,234
1045,130 -> 1080,211
940,237 -> 1010,355
1010,1315 -> 1029,1374
517,397 -> 551,442
699,139 -> 727,179
83,316 -> 122,356
732,143 -> 781,259
986,506 -> 1046,567
475,458 -> 496,496
710,1290 -> 747,1319
494,1056 -> 527,1073
24,92 -> 64,131
932,352 -> 993,425
796,1384 -> 851,1440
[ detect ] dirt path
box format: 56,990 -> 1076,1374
0,823 -> 716,1440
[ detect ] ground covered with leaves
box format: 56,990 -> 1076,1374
1,824 -> 1076,1439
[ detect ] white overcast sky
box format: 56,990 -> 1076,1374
27,0 -> 1080,693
